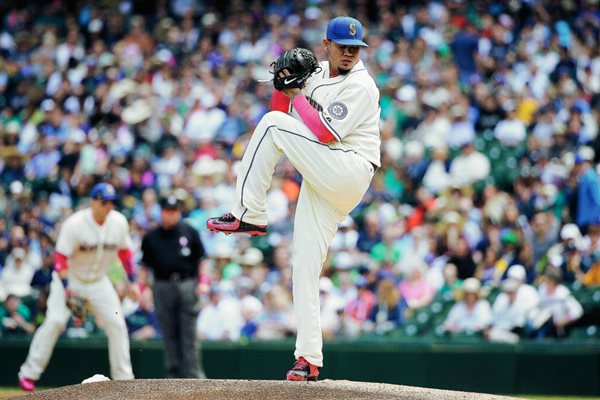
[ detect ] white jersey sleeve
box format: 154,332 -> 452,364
55,214 -> 79,256
114,212 -> 133,250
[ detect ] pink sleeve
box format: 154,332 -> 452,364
54,252 -> 69,272
270,90 -> 291,113
117,248 -> 136,281
291,95 -> 336,143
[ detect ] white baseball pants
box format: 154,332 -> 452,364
19,272 -> 134,380
232,111 -> 374,366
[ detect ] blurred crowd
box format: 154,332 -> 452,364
1,0 -> 600,344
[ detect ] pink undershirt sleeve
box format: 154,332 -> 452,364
117,248 -> 136,282
54,252 -> 69,272
291,95 -> 336,143
270,90 -> 291,113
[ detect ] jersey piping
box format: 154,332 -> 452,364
238,123 -> 361,221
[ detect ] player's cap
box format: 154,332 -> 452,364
326,16 -> 368,47
90,183 -> 118,201
159,195 -> 181,210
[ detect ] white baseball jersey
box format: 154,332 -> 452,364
20,207 -> 135,381
56,208 -> 132,282
294,59 -> 381,167
229,56 -> 381,367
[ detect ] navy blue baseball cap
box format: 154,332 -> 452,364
90,183 -> 118,201
160,195 -> 181,210
326,16 -> 368,47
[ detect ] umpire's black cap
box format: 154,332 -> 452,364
160,195 -> 181,210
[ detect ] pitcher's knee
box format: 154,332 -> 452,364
264,110 -> 285,120
44,317 -> 68,333
261,110 -> 294,126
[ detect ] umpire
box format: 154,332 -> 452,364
141,195 -> 207,378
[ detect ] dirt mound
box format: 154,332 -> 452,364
14,379 -> 523,400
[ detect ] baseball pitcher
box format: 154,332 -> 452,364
208,16 -> 380,381
18,183 -> 136,392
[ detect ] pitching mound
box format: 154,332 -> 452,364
17,379 -> 522,400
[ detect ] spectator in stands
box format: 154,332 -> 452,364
450,23 -> 480,85
493,101 -> 527,147
319,277 -> 345,340
413,101 -> 450,150
574,148 -> 600,234
475,93 -> 505,133
446,105 -> 475,150
0,294 -> 36,335
398,258 -> 435,310
524,210 -> 560,268
345,276 -> 377,332
237,247 -> 268,291
240,295 -> 263,341
581,219 -> 600,271
486,265 -> 539,343
0,247 -> 35,301
443,277 -> 492,334
449,140 -> 490,187
197,281 -> 243,341
255,284 -> 295,340
365,279 -> 407,335
331,216 -> 359,253
266,243 -> 292,289
447,237 -> 477,281
542,224 -> 586,284
487,278 -> 529,343
132,188 -> 161,230
30,248 -> 55,290
528,269 -> 583,339
0,146 -> 26,190
495,230 -> 523,278
422,143 -> 451,195
477,246 -> 502,287
370,226 -> 403,267
439,263 -> 463,298
125,285 -> 161,341
24,136 -> 61,181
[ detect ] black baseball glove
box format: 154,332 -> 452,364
66,293 -> 89,320
271,48 -> 321,91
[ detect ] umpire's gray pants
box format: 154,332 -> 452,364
154,278 -> 205,378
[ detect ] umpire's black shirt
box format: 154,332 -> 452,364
141,222 -> 205,281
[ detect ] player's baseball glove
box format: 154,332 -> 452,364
66,294 -> 89,320
271,48 -> 321,91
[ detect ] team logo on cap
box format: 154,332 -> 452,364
327,101 -> 348,120
349,23 -> 357,36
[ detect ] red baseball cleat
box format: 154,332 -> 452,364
286,357 -> 320,381
18,377 -> 36,392
206,213 -> 267,236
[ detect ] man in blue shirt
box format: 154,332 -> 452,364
575,151 -> 600,234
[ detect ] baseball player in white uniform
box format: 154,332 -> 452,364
208,16 -> 380,381
18,183 -> 136,391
